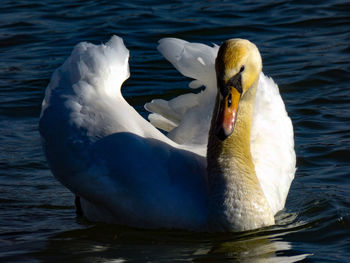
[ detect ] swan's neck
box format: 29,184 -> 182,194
207,81 -> 274,231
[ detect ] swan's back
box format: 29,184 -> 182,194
39,36 -> 209,229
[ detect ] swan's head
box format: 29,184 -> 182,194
214,39 -> 262,140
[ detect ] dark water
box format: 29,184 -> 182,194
1,0 -> 350,262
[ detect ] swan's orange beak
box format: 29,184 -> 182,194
214,87 -> 241,141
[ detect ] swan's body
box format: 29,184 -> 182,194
39,35 -> 295,231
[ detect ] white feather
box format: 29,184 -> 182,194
251,74 -> 296,214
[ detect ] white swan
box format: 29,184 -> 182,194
39,35 -> 295,231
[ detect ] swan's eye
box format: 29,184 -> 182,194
239,65 -> 245,73
227,93 -> 232,107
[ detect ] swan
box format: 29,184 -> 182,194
39,35 -> 295,232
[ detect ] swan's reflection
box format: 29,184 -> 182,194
194,234 -> 309,263
36,219 -> 310,263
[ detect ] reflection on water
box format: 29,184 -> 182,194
35,220 -> 310,263
202,237 -> 308,263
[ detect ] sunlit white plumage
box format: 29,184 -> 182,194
39,35 -> 295,231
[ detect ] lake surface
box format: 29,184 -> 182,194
1,0 -> 350,262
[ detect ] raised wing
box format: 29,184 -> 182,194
145,38 -> 219,149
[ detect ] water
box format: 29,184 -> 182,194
1,0 -> 349,262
